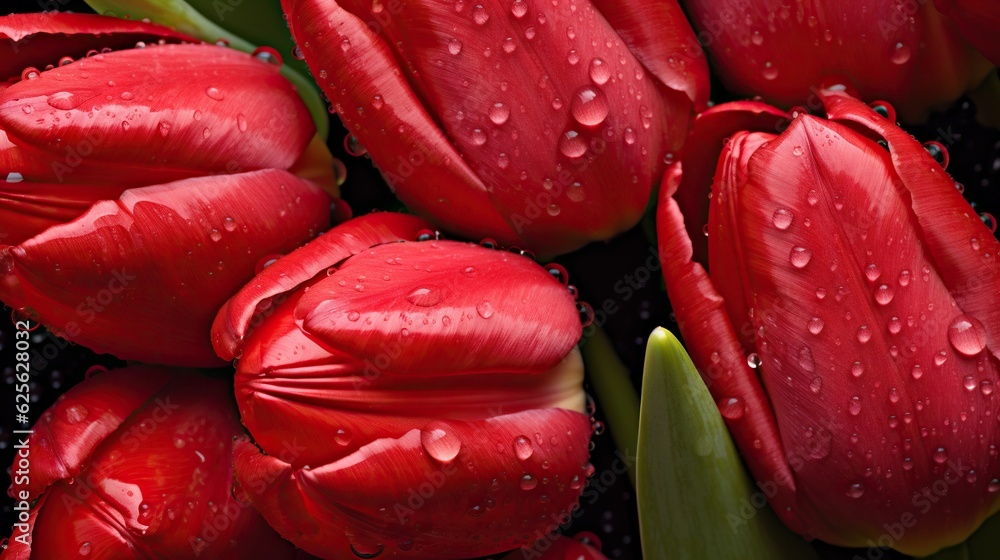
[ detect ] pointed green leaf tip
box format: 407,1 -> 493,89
637,327 -> 817,560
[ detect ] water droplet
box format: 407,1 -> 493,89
789,246 -> 812,268
772,208 -> 793,230
933,447 -> 948,463
807,317 -> 824,335
799,346 -> 815,372
513,435 -> 533,460
471,128 -> 487,146
334,428 -> 352,446
546,204 -> 561,216
46,91 -> 79,110
898,270 -> 911,287
989,479 -> 1000,493
448,37 -> 463,55
209,229 -> 222,243
890,42 -> 911,65
963,375 -> 977,392
559,130 -> 588,158
981,380 -> 994,396
846,483 -> 864,498
809,377 -> 823,394
588,58 -> 610,85
350,543 -> 384,559
874,284 -> 894,305
520,474 -> 538,490
421,422 -> 462,462
856,325 -> 872,344
751,30 -> 764,45
888,387 -> 900,403
21,67 -> 40,81
406,287 -> 443,307
79,542 -> 92,556
488,102 -> 510,125
205,87 -> 224,101
948,314 -> 987,356
252,46 -> 283,66
865,263 -> 881,282
476,300 -> 495,319
888,316 -> 902,335
849,397 -> 862,416
851,361 -> 864,377
718,397 -> 745,420
511,0 -> 527,17
746,353 -> 761,368
762,61 -> 778,80
570,85 -> 609,127
473,4 -> 489,24
911,364 -> 923,380
502,37 -> 516,53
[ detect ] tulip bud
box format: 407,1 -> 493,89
657,90 -> 1000,555
1,366 -> 294,560
0,14 -> 338,366
281,0 -> 709,257
213,213 -> 595,559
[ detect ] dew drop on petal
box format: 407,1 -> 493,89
718,397 -> 745,419
846,483 -> 865,498
513,435 -> 533,460
789,246 -> 812,268
421,422 -> 462,462
948,314 -> 987,356
807,317 -> 824,335
849,396 -> 862,416
570,85 -> 609,126
772,208 -> 793,230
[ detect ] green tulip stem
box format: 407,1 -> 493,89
580,325 -> 640,486
84,0 -> 329,139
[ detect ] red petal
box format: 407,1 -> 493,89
589,0 -> 710,110
297,240 -> 581,376
737,114 -> 1000,553
0,169 -> 330,366
20,371 -> 295,560
503,534 -> 607,560
282,0 -> 520,248
0,43 -> 313,186
656,188 -> 805,535
0,492 -> 45,560
0,12 -> 193,82
821,90 -> 1000,365
212,212 -> 432,360
12,366 -> 172,499
671,101 -> 789,265
681,0 -> 991,121
235,409 -> 592,559
707,130 -> 776,352
0,179 -> 128,245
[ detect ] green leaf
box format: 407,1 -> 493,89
84,0 -> 328,139
637,327 -> 817,560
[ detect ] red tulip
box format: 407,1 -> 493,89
681,0 -> 994,122
934,0 -> 1000,65
1,366 -> 294,560
281,0 -> 708,257
0,13 -> 339,366
657,89 -> 1000,555
212,212 -> 594,559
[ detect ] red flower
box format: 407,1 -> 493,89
281,0 -> 708,257
657,89 -> 1000,555
502,532 -> 607,559
213,213 -> 594,559
681,0 -> 994,121
1,366 -> 294,560
0,13 -> 339,366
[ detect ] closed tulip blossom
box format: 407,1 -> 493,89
1,366 -> 294,560
0,13 -> 339,367
212,213 -> 594,559
681,0 -> 994,122
282,0 -> 708,257
657,88 -> 1000,555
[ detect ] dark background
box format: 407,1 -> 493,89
1,1 -> 998,558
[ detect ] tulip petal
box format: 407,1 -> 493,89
934,0 -> 1000,65
0,179 -> 128,245
638,328 -> 818,559
503,535 -> 608,560
820,89 -> 1000,365
0,492 -> 44,560
297,240 -> 581,376
334,0 -> 686,254
281,0 -> 520,247
656,185 -> 804,535
669,101 -> 789,265
588,0 -> 709,109
234,409 -> 592,559
0,169 -> 329,366
12,366 -> 172,499
0,12 -> 192,82
737,113 -> 1000,554
212,212 -> 431,360
0,43 -> 313,186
